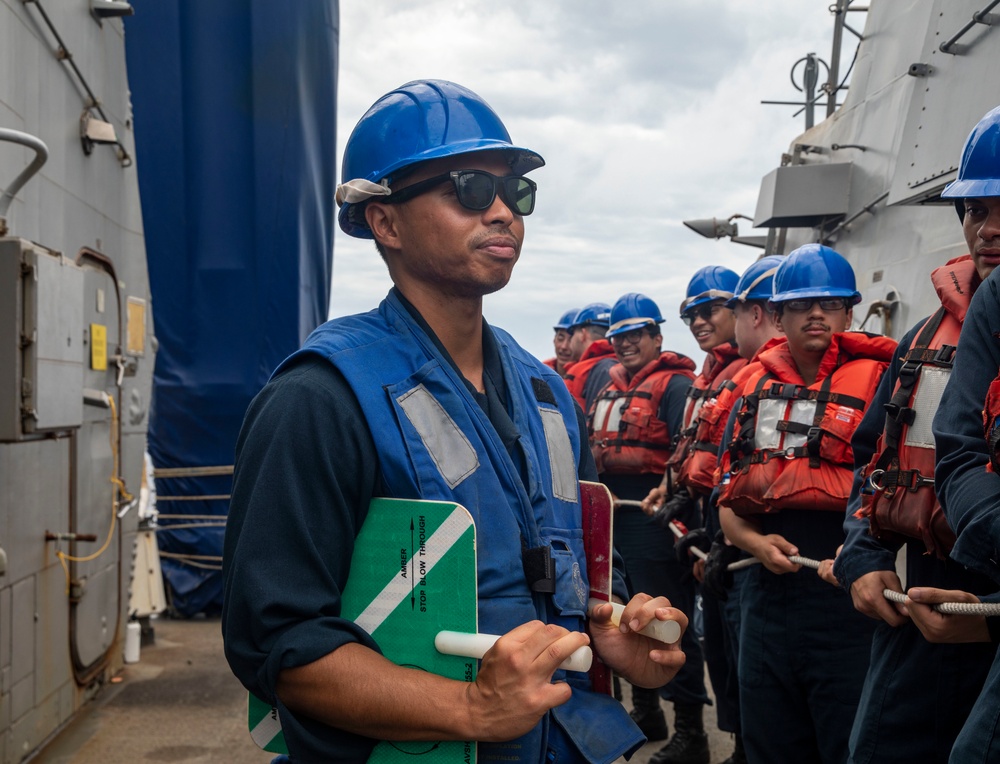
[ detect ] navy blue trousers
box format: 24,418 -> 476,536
739,562 -> 874,764
951,644 -> 1000,763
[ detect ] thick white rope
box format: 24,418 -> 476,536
614,498 -> 1000,616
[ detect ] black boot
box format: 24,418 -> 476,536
629,686 -> 669,741
649,703 -> 710,764
721,734 -> 747,764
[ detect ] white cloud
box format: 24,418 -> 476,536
330,1 -> 849,361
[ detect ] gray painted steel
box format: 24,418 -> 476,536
0,1 -> 153,761
756,1 -> 1000,337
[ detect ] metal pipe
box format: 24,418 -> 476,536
0,128 -> 49,227
940,0 -> 1000,53
827,0 -> 847,117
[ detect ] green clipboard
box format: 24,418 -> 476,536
248,497 -> 478,761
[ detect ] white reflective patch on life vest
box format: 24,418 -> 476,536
395,384 -> 479,488
687,397 -> 706,429
592,397 -> 622,435
755,398 -> 816,451
905,366 -> 950,449
539,407 -> 578,502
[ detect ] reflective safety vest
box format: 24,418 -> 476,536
564,339 -> 616,411
590,352 -> 696,475
857,256 -> 977,557
669,343 -> 747,494
277,290 -> 643,762
720,332 -> 895,515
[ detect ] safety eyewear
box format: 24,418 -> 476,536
680,302 -> 728,327
385,169 -> 537,215
610,327 -> 649,347
781,297 -> 850,313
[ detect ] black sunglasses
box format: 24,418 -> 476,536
680,302 -> 728,327
782,297 -> 850,313
384,169 -> 537,215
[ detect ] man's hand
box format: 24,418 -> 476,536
641,485 -> 667,516
849,570 -> 907,626
746,533 -> 801,575
904,588 -> 990,644
588,595 -> 688,689
651,488 -> 697,528
816,544 -> 842,587
467,621 -> 591,741
674,527 -> 711,568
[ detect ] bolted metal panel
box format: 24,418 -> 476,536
22,246 -> 85,434
887,0 -> 1000,205
753,163 -> 852,228
0,239 -> 85,440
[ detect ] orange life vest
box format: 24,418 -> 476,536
564,339 -> 616,412
856,256 -> 978,557
590,351 -> 696,475
719,332 -> 895,516
669,343 -> 748,494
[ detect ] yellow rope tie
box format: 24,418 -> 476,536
56,394 -> 133,594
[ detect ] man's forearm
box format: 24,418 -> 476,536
277,643 -> 474,741
718,504 -> 761,554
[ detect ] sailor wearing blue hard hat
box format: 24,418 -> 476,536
725,256 -> 784,362
545,307 -> 580,377
718,243 -> 896,764
563,303 -> 616,413
225,79 -> 689,764
854,104 -> 1000,764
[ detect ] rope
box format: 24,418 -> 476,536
881,588 -> 1000,616
616,498 -> 1000,615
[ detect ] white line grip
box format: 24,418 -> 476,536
589,599 -> 682,645
434,631 -> 593,673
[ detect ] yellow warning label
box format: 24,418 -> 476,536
91,323 -> 107,370
127,297 -> 146,355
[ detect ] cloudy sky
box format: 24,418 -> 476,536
328,1 -> 849,362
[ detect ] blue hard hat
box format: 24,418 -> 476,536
607,293 -> 664,338
554,308 -> 579,332
570,302 -> 611,330
942,104 -> 1000,199
337,80 -> 545,238
725,256 -> 785,308
679,266 -> 739,315
771,244 -> 862,305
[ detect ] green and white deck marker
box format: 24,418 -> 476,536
248,497 -> 478,761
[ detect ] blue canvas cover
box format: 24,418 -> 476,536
125,0 -> 339,615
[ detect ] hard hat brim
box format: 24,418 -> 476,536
770,287 -> 862,305
940,177 -> 1000,199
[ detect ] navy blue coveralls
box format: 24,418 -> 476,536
835,319 -> 996,764
934,268 -> 1000,763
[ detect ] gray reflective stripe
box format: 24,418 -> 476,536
396,384 -> 479,488
593,398 -> 621,433
539,407 -> 577,502
755,398 -> 816,450
905,366 -> 950,448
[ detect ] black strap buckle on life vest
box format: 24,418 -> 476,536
522,543 -> 555,594
869,467 -> 934,493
